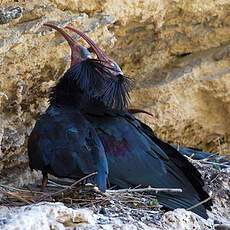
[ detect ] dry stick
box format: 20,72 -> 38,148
202,161 -> 230,167
47,180 -> 69,188
38,172 -> 98,200
0,184 -> 43,194
186,195 -> 213,212
3,191 -> 33,204
187,166 -> 229,212
185,153 -> 230,168
194,158 -> 229,167
106,186 -> 182,194
133,184 -> 142,189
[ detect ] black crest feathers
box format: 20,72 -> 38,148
50,59 -> 131,110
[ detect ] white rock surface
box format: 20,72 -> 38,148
0,202 -> 95,230
0,202 -> 156,230
0,202 -> 219,230
162,209 -> 214,230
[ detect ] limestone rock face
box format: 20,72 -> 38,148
0,202 -> 214,230
0,0 -> 229,182
0,202 -> 96,230
162,209 -> 214,230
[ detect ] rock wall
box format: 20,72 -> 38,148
0,202 -> 216,230
0,0 -> 229,184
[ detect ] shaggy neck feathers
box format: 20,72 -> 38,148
49,59 -> 130,110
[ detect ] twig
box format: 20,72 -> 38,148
186,195 -> 213,211
106,186 -> 182,194
47,180 -> 69,188
3,191 -> 33,204
133,184 -> 142,189
0,184 -> 43,194
108,185 -> 118,190
198,160 -> 229,167
38,172 -> 97,200
184,153 -> 230,168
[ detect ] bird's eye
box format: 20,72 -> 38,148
110,62 -> 119,70
110,62 -> 115,67
80,47 -> 92,59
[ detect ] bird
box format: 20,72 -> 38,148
61,25 -> 212,218
28,23 -> 126,192
29,23 -> 212,218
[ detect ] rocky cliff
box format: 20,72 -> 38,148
0,0 -> 229,184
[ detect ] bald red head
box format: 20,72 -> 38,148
44,23 -> 123,75
44,23 -> 91,66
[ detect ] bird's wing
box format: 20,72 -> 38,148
85,110 -> 211,218
28,105 -> 108,191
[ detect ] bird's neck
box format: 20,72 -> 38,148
49,75 -> 85,108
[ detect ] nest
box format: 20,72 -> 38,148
0,175 -> 161,214
0,155 -> 229,223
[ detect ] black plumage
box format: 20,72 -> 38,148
28,32 -> 130,192
28,23 -> 212,218
28,105 -> 109,191
49,59 -> 130,110
82,102 -> 212,218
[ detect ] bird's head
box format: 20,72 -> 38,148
44,23 -> 130,110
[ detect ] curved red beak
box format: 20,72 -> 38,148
44,23 -> 86,67
65,25 -> 112,64
44,23 -> 121,74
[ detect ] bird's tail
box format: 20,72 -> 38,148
175,146 -> 230,169
157,192 -> 209,219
